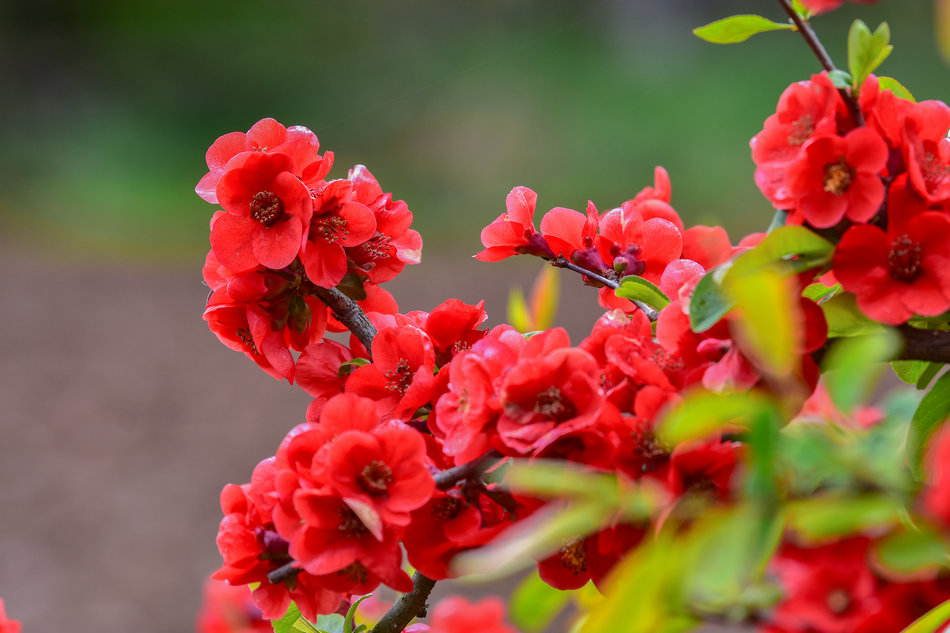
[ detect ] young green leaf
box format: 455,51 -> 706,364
273,603 -> 303,633
873,527 -> 950,576
693,14 -> 795,44
528,265 -> 560,331
827,69 -> 854,90
900,598 -> 950,633
892,360 -> 938,387
510,571 -> 573,632
820,292 -> 886,338
848,20 -> 893,90
907,370 -> 950,480
725,266 -> 799,378
343,596 -> 371,633
314,614 -> 346,633
725,225 -> 833,282
790,0 -> 811,18
615,276 -> 671,311
508,286 -> 533,333
786,493 -> 903,542
689,264 -> 734,332
822,330 -> 900,412
659,390 -> 773,445
877,76 -> 916,102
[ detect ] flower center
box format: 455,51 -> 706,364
534,386 -> 576,421
385,359 -> 413,395
823,159 -> 853,195
315,216 -> 349,243
431,496 -> 464,520
358,460 -> 393,497
250,191 -> 284,227
361,232 -> 393,259
236,328 -> 258,354
337,507 -> 369,537
339,561 -> 369,585
888,234 -> 923,282
826,588 -> 850,615
559,538 -> 587,574
788,114 -> 814,147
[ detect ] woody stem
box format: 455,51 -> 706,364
311,286 -> 378,358
551,256 -> 659,322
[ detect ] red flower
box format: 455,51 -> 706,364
426,597 -> 517,633
798,0 -> 878,15
786,128 -> 888,228
344,326 -> 437,420
0,600 -> 21,633
475,187 -> 552,261
196,118 -> 333,204
211,152 -> 313,270
326,424 -> 435,526
766,538 -> 879,633
833,187 -> 950,325
903,100 -> 950,205
196,579 -> 270,633
752,74 -> 842,209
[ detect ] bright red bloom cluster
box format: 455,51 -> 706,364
764,537 -> 950,633
752,75 -> 950,324
197,119 -> 421,382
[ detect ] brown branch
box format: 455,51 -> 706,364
311,286 -> 378,357
776,0 -> 865,127
434,450 -> 503,491
550,256 -> 659,322
267,561 -> 299,585
898,326 -> 950,363
370,572 -> 437,633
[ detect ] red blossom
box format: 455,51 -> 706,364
476,187 -> 552,261
426,597 -> 517,633
786,128 -> 888,228
0,601 -> 20,633
196,579 -> 270,633
833,186 -> 950,325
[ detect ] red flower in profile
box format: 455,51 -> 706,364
833,185 -> 950,325
426,596 -> 517,633
212,152 -> 313,270
903,100 -> 950,205
476,187 -> 553,261
0,600 -> 21,633
786,128 -> 888,228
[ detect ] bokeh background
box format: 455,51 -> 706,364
0,1 -> 946,631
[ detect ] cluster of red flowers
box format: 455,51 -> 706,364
197,119 -> 421,382
751,73 -> 950,325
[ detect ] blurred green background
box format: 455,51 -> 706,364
1,0 -> 945,263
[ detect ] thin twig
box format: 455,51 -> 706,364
551,257 -> 659,322
267,561 -> 298,585
311,286 -> 378,357
776,0 -> 865,126
370,572 -> 437,633
434,450 -> 503,491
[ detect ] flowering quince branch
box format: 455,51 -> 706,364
191,4 -> 950,633
310,285 -> 378,357
551,256 -> 659,321
369,573 -> 437,633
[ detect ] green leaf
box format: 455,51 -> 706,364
878,76 -> 916,102
900,599 -> 950,633
273,603 -> 303,633
848,20 -> 893,91
344,596 -> 370,633
786,493 -> 903,542
693,14 -> 794,44
822,330 -> 900,412
659,390 -> 774,445
510,571 -> 573,632
615,276 -> 671,311
874,527 -> 950,576
725,266 -> 799,378
802,281 -> 840,303
508,286 -> 533,333
725,225 -> 833,281
529,265 -> 560,331
504,460 -> 619,503
892,360 -> 938,387
918,365 -> 943,390
907,370 -> 950,480
314,614 -> 345,633
820,292 -> 885,337
827,69 -> 854,90
689,264 -> 734,333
